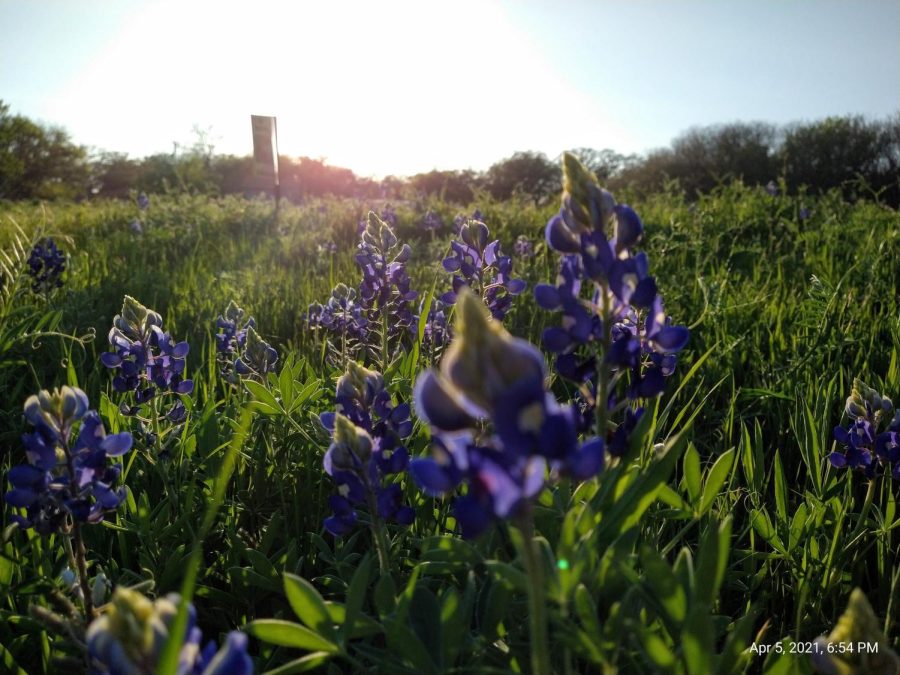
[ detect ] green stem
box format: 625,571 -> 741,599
594,285 -> 612,440
366,491 -> 392,575
61,433 -> 94,619
518,513 -> 551,675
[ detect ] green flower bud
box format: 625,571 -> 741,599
441,288 -> 545,414
332,414 -> 373,467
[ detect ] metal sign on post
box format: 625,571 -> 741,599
251,115 -> 280,218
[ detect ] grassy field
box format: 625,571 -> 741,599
1,172 -> 898,674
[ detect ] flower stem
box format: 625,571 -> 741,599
365,490 -> 392,575
518,513 -> 551,675
71,523 -> 94,619
595,284 -> 612,441
61,434 -> 94,619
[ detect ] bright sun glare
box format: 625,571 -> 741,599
54,0 -> 633,177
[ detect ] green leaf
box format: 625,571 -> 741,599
683,443 -> 702,507
681,605 -> 713,675
383,616 -> 436,674
244,380 -> 282,412
773,450 -> 788,523
640,546 -> 687,627
284,573 -> 336,642
245,619 -> 338,653
374,572 -> 397,618
699,448 -> 734,515
263,651 -> 334,674
341,554 -> 372,644
750,508 -> 786,554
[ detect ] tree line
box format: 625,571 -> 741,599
1,100 -> 898,205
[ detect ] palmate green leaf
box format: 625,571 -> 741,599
699,448 -> 735,516
245,619 -> 339,653
284,573 -> 337,642
324,602 -> 382,639
244,379 -> 282,413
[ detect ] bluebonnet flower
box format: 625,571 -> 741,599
4,386 -> 132,535
130,219 -> 144,234
422,210 -> 443,232
440,219 -> 526,321
316,241 -> 338,255
215,301 -> 255,357
235,326 -> 278,380
308,214 -> 420,364
306,283 -> 369,349
101,296 -> 193,422
27,238 -> 66,294
766,180 -> 778,196
410,290 -> 604,538
514,235 -> 534,258
536,153 -> 689,401
799,206 -> 811,221
421,298 -> 451,352
831,379 -> 899,479
357,213 -> 418,331
320,362 -> 414,536
380,204 -> 397,227
86,587 -> 252,675
137,192 -> 150,210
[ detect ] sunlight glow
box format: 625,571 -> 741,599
53,0 -> 635,177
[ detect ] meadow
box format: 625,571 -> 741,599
0,157 -> 899,674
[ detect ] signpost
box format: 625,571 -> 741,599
251,115 -> 280,220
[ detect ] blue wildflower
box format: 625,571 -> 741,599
440,219 -> 526,321
514,235 -> 534,258
320,362 -> 414,536
86,587 -> 252,675
27,238 -> 66,294
422,210 -> 443,231
832,379 -> 899,479
234,326 -> 279,380
411,290 -> 604,538
4,386 -> 132,535
101,296 -> 193,422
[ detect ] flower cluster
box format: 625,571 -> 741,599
537,153 -> 689,414
514,234 -> 534,258
411,290 -> 604,538
422,210 -> 443,232
306,283 -> 370,355
320,362 -> 415,536
101,296 -> 193,422
87,587 -> 252,675
307,214 -> 419,362
215,301 -> 255,357
27,238 -> 66,294
421,297 -> 451,352
831,379 -> 899,479
215,301 -> 278,381
4,387 -> 132,535
440,219 -> 526,321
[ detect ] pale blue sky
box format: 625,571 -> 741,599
1,0 -> 898,177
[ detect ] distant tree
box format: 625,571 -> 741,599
780,116 -> 883,199
0,100 -> 88,199
89,152 -> 141,198
485,151 -> 560,202
569,147 -> 638,183
408,169 -> 479,204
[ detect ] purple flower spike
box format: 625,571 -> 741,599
321,361 -> 416,536
4,387 -> 132,535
